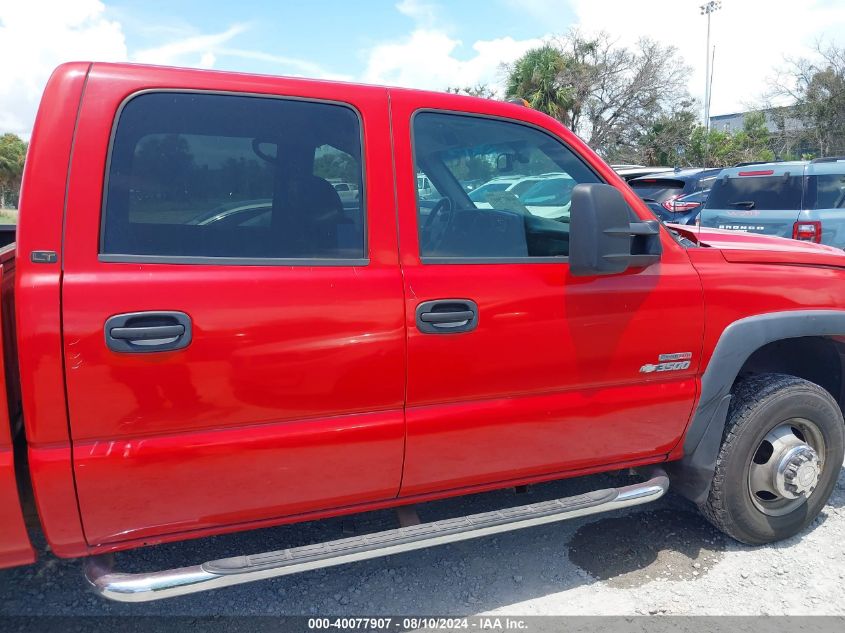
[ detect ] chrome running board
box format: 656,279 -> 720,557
85,467 -> 668,602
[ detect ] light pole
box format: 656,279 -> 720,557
701,1 -> 722,132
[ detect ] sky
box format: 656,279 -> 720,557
1,0 -> 844,139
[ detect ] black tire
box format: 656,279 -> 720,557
700,373 -> 845,545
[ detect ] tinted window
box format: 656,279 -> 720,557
102,92 -> 365,261
520,177 -> 576,205
680,189 -> 709,204
706,175 -> 803,211
629,179 -> 686,203
412,112 -> 600,259
807,174 -> 845,210
694,175 -> 719,191
468,182 -> 511,201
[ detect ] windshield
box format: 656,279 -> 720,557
469,182 -> 512,201
706,175 -> 803,210
520,177 -> 575,205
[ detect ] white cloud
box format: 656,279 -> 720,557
570,0 -> 845,118
0,2 -> 337,138
132,23 -> 248,67
218,49 -> 353,81
0,0 -> 126,137
362,2 -> 547,92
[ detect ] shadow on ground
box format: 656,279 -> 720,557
1,465 -> 842,616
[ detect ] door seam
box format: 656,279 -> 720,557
387,89 -> 410,498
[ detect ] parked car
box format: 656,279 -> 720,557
187,199 -> 272,227
629,168 -> 723,225
699,158 -> 845,247
417,173 -> 439,200
460,178 -> 485,192
4,63 -> 845,605
468,173 -> 576,220
516,172 -> 576,219
331,181 -> 360,205
467,175 -> 542,203
613,165 -> 675,181
666,189 -> 710,224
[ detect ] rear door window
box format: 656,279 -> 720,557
706,175 -> 804,211
102,92 -> 365,262
629,179 -> 685,203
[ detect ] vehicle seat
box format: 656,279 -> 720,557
277,175 -> 344,257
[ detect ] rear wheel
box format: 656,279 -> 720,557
700,373 -> 845,544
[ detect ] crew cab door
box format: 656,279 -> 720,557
61,65 -> 405,546
390,91 -> 705,496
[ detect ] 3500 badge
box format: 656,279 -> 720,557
640,352 -> 692,374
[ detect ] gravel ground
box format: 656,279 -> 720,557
1,463 -> 843,617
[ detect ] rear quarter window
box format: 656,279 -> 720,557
705,175 -> 803,211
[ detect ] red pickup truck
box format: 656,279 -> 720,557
2,62 -> 844,602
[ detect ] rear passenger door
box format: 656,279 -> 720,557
61,66 -> 405,546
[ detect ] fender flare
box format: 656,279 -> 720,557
668,309 -> 845,503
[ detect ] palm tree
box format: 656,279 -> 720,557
0,134 -> 27,209
506,45 -> 573,125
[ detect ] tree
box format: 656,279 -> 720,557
314,150 -> 358,183
769,42 -> 845,157
132,134 -> 195,201
0,133 -> 28,209
449,155 -> 495,183
505,44 -> 575,125
580,36 -> 690,157
446,84 -> 497,99
730,112 -> 775,164
634,107 -> 698,166
680,113 -> 775,168
504,32 -> 691,158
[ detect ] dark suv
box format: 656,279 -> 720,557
628,168 -> 723,225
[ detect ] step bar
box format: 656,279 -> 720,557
85,468 -> 669,602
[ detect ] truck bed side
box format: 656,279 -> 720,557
0,244 -> 35,567
14,62 -> 92,559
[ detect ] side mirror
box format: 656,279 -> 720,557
569,183 -> 661,277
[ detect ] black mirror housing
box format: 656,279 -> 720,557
496,153 -> 514,172
569,183 -> 661,277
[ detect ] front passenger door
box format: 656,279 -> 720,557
390,92 -> 704,497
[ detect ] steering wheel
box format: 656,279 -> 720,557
422,197 -> 454,253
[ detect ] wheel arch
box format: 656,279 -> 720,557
668,310 -> 845,503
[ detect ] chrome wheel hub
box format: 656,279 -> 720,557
747,419 -> 826,516
774,445 -> 820,498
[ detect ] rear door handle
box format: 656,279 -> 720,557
415,299 -> 478,334
110,325 -> 185,341
105,311 -> 192,353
